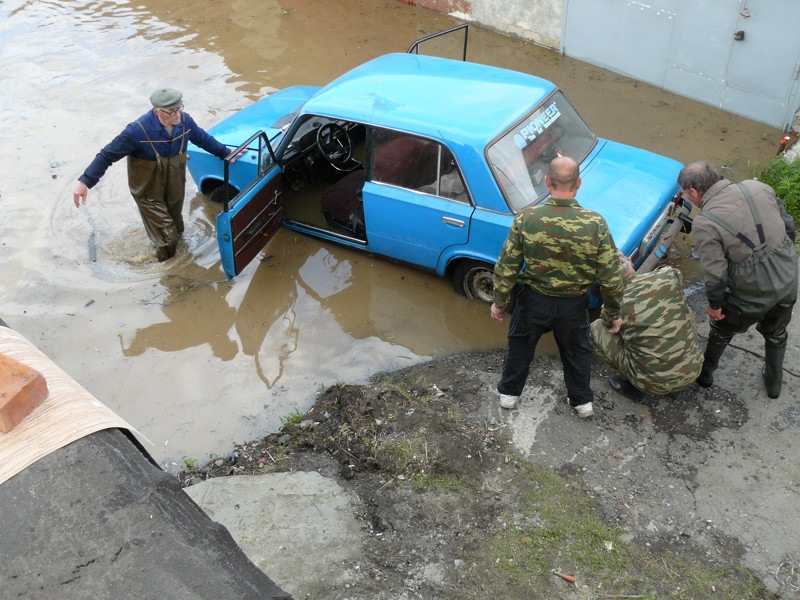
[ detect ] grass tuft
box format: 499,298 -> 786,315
279,408 -> 305,428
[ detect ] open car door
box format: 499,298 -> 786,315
216,131 -> 283,279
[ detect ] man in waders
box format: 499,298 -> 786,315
678,161 -> 797,399
73,88 -> 235,261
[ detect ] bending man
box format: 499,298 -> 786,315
591,252 -> 703,401
678,161 -> 797,398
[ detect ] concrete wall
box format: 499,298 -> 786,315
410,0 -> 563,49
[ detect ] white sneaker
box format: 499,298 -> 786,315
499,394 -> 519,409
574,402 -> 594,418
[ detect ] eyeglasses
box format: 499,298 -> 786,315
159,104 -> 184,115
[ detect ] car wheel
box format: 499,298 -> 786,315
208,184 -> 239,204
453,260 -> 494,303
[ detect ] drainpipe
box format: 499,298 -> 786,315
636,198 -> 692,274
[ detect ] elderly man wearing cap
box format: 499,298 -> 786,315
73,88 -> 236,261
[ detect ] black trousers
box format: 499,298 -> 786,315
497,285 -> 593,406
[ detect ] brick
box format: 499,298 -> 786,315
0,353 -> 49,433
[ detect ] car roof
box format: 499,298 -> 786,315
302,53 -> 558,147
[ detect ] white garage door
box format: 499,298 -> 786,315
563,0 -> 800,129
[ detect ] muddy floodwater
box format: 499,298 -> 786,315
0,0 -> 782,470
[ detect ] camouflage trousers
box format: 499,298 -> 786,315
590,320 -> 700,395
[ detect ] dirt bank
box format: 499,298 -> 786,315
180,276 -> 799,599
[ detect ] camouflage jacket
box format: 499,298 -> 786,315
493,197 -> 623,318
592,266 -> 703,394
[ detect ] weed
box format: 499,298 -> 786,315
391,383 -> 415,402
183,457 -> 198,473
376,436 -> 427,473
280,408 -> 305,428
753,154 -> 800,238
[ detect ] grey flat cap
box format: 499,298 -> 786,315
150,88 -> 183,109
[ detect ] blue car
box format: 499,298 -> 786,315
187,27 -> 682,304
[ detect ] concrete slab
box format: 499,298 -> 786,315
185,472 -> 363,598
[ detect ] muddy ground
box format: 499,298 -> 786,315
180,273 -> 800,600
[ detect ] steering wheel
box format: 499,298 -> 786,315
316,123 -> 353,167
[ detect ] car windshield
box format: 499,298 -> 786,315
487,91 -> 597,212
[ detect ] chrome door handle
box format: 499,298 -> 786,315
442,216 -> 465,227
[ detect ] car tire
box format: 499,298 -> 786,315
208,184 -> 239,204
453,260 -> 494,303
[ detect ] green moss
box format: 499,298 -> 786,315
472,465 -> 773,599
410,472 -> 466,492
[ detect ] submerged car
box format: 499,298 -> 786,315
187,26 -> 683,304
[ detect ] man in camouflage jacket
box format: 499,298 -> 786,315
590,253 -> 703,400
490,156 -> 624,418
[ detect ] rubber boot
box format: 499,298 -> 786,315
696,335 -> 729,388
763,339 -> 787,399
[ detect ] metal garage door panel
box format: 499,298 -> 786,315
723,1 -> 800,127
564,0 -> 800,129
668,0 -> 737,81
564,0 -> 676,85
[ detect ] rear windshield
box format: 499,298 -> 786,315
487,91 -> 597,212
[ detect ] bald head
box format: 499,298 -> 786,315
545,156 -> 581,197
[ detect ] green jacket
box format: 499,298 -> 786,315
591,266 -> 703,394
493,197 -> 623,318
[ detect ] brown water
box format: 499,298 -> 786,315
0,0 -> 781,470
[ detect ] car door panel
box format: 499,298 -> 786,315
217,166 -> 283,279
361,182 -> 474,269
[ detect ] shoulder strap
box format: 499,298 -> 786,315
736,183 -> 766,246
698,208 -> 756,250
698,182 -> 770,251
135,120 -> 161,158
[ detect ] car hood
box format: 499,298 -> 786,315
576,140 -> 682,252
205,86 -> 320,149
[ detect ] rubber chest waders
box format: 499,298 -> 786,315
127,121 -> 188,261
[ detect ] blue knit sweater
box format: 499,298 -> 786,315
79,109 -> 229,188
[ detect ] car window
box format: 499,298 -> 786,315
419,146 -> 470,204
487,91 -> 597,212
370,130 -> 469,203
371,129 -> 438,191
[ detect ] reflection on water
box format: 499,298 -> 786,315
0,0 -> 781,470
122,273 -> 239,361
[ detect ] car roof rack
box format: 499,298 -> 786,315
407,24 -> 468,61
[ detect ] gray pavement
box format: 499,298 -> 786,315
2,264 -> 798,599
184,271 -> 800,599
